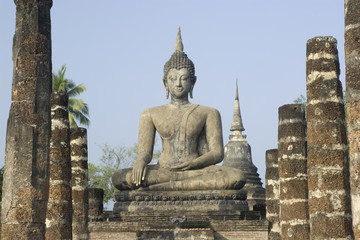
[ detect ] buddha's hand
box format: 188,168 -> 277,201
132,160 -> 147,186
170,161 -> 195,171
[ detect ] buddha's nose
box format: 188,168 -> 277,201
176,78 -> 182,86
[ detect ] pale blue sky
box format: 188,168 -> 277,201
0,1 -> 345,185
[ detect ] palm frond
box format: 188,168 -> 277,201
68,83 -> 87,97
52,64 -> 90,128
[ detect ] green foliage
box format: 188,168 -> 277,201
88,142 -> 161,204
293,94 -> 307,112
52,64 -> 90,127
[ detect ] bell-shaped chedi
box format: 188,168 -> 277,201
222,80 -> 266,214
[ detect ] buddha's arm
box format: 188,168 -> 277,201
172,108 -> 224,170
132,108 -> 156,186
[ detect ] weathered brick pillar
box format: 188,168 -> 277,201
345,1 -> 360,238
278,104 -> 309,239
88,188 -> 104,222
265,149 -> 280,240
306,36 -> 353,239
71,128 -> 89,240
45,92 -> 72,239
1,0 -> 52,239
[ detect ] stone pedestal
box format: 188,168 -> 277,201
113,190 -> 248,220
137,228 -> 214,240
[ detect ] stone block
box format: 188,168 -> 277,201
278,160 -> 307,179
278,142 -> 306,157
307,124 -> 347,146
306,37 -> 338,56
265,167 -> 279,180
306,77 -> 342,100
266,199 -> 279,215
49,183 -> 72,200
281,223 -> 310,240
73,190 -> 88,203
306,103 -> 345,122
305,58 -> 339,77
307,149 -> 347,168
280,201 -> 309,221
310,216 -> 353,239
280,179 -> 308,200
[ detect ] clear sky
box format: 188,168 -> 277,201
0,1 -> 345,186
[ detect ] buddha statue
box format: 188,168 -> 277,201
112,28 -> 246,191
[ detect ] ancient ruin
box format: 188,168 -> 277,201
265,149 -> 280,239
3,1 -> 360,240
222,80 -> 266,215
71,128 -> 89,239
278,104 -> 310,239
306,36 -> 353,239
86,29 -> 268,239
345,0 -> 360,238
46,92 -> 72,239
1,0 -> 53,239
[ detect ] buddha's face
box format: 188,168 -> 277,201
166,68 -> 193,99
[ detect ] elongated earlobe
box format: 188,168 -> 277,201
166,88 -> 169,99
190,86 -> 194,99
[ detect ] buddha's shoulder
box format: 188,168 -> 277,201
195,105 -> 221,116
141,104 -> 220,116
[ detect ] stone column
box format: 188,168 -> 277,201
278,104 -> 309,239
88,188 -> 104,222
45,92 -> 72,239
1,0 -> 52,239
345,1 -> 360,238
71,128 -> 89,240
265,149 -> 280,240
306,36 -> 353,239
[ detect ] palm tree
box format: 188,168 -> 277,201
52,64 -> 90,128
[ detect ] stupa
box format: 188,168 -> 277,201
222,80 -> 266,216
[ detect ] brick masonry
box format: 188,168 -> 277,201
265,149 -> 281,240
1,0 -> 53,239
89,220 -> 268,240
45,92 -> 72,239
89,188 -> 104,222
71,128 -> 89,240
345,0 -> 360,238
278,104 -> 310,239
306,36 -> 353,239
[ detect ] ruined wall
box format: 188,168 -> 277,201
345,0 -> 360,238
71,128 -> 89,240
306,36 -> 353,239
265,149 -> 280,240
278,104 -> 309,239
1,0 -> 53,239
45,92 -> 72,239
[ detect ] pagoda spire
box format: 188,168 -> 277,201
230,79 -> 245,135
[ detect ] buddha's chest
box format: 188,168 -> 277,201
152,109 -> 205,139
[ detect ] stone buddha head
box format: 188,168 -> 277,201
163,28 -> 197,99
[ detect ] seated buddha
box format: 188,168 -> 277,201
112,28 -> 246,191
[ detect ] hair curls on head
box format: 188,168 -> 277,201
162,27 -> 196,86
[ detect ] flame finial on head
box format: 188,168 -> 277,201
175,27 -> 184,52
